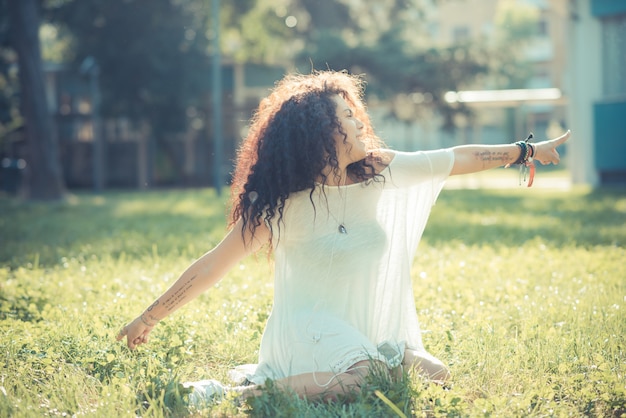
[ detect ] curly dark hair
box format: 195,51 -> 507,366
229,70 -> 385,247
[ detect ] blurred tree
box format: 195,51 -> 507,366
1,0 -> 540,193
489,0 -> 541,139
291,0 -> 490,129
222,0 -> 297,63
45,0 -> 303,184
0,0 -> 21,146
6,0 -> 66,200
47,0 -> 215,184
289,0 -> 539,129
490,0 -> 540,88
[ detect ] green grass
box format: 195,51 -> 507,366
0,185 -> 625,417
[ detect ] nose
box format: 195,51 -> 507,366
356,118 -> 364,130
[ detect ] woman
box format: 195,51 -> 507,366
117,70 -> 570,403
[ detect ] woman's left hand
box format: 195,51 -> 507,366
533,130 -> 571,165
116,316 -> 155,350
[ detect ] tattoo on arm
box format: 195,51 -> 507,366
474,151 -> 511,167
145,300 -> 161,322
143,275 -> 198,321
162,274 -> 197,312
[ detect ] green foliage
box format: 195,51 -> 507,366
223,0 -> 295,63
494,0 -> 540,44
0,0 -> 22,145
245,364 -> 419,417
39,23 -> 72,64
291,0 -> 510,130
46,0 -> 211,129
0,0 -> 545,151
298,26 -> 488,129
294,0 -> 542,125
484,0 -> 540,90
0,182 -> 625,416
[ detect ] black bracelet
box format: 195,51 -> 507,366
512,133 -> 534,165
512,141 -> 527,165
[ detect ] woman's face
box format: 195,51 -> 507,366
331,94 -> 367,168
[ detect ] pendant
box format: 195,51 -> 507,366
338,224 -> 347,234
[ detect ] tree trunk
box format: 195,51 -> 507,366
8,0 -> 66,200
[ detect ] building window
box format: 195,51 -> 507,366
602,14 -> 626,97
452,26 -> 470,42
537,17 -> 548,36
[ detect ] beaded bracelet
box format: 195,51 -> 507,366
519,133 -> 535,187
512,142 -> 527,165
512,133 -> 534,165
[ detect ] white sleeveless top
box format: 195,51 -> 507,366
246,149 -> 454,384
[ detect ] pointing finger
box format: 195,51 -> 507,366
554,130 -> 571,145
116,326 -> 128,341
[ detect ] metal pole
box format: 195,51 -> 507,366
211,0 -> 223,195
82,57 -> 104,193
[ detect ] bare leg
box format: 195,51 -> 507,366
233,353 -> 448,402
237,360 -> 383,401
402,349 -> 451,385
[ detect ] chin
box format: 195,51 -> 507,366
352,152 -> 368,163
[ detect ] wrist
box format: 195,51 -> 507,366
510,133 -> 534,166
140,312 -> 160,327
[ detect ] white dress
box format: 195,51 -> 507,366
246,149 -> 454,384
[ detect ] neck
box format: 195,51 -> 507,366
319,166 -> 350,187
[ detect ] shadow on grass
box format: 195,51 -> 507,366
1,186 -> 624,268
424,187 -> 626,248
0,189 -> 231,268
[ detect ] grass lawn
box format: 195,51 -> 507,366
0,182 -> 625,417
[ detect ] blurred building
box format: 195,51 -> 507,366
374,1 -> 569,149
42,62 -> 282,189
430,0 -> 569,145
567,0 -> 626,185
378,0 -> 625,186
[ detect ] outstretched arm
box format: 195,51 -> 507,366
117,219 -> 270,349
449,130 -> 571,176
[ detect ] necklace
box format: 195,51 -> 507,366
326,175 -> 348,234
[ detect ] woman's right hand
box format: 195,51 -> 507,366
116,315 -> 156,350
115,218 -> 269,350
533,130 -> 571,166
